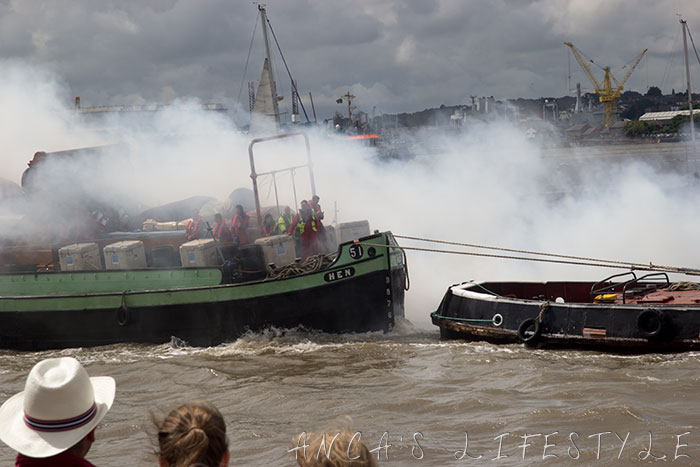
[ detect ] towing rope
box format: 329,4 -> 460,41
536,301 -> 550,324
352,236 -> 700,277
430,312 -> 496,324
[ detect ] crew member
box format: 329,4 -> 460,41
287,200 -> 308,236
288,200 -> 319,258
275,206 -> 293,235
212,213 -> 233,243
261,213 -> 276,237
309,194 -> 326,251
185,210 -> 204,241
230,204 -> 250,246
309,195 -> 324,223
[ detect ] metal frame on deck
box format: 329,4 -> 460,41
247,132 -> 316,232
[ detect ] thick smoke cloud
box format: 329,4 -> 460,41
0,61 -> 87,184
2,61 -> 700,326
308,122 -> 700,324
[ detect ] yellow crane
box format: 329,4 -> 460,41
564,42 -> 647,127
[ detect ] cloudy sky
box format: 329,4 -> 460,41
1,0 -> 699,121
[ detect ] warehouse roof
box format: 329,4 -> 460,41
639,109 -> 700,122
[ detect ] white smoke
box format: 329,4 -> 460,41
0,60 -> 94,184
307,123 -> 700,324
2,61 -> 700,326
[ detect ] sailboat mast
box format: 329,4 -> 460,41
681,19 -> 696,147
259,5 -> 280,124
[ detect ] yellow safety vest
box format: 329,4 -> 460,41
297,210 -> 317,234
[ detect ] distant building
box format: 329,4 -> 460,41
639,109 -> 700,124
600,120 -> 627,139
477,96 -> 495,113
72,99 -> 229,132
582,125 -> 601,140
565,123 -> 591,140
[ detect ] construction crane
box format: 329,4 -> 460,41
564,42 -> 647,127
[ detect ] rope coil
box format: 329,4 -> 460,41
265,254 -> 334,280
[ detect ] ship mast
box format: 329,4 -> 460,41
681,20 -> 697,153
259,5 -> 280,125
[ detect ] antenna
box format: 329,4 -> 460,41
290,79 -> 300,124
337,91 -> 356,125
567,47 -> 572,93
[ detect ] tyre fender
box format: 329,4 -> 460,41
637,308 -> 665,338
117,292 -> 129,326
517,318 -> 541,344
116,305 -> 129,326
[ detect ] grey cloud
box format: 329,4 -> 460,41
0,0 -> 697,117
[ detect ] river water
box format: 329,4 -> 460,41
1,316 -> 698,466
3,137 -> 700,465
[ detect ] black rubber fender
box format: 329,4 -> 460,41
116,306 -> 129,326
517,318 -> 541,344
637,308 -> 664,339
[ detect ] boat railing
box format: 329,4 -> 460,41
620,272 -> 670,303
590,271 -> 637,300
590,271 -> 670,304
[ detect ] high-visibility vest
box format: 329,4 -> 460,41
276,213 -> 292,234
299,210 -> 317,234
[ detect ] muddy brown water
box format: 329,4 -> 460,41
1,318 -> 698,466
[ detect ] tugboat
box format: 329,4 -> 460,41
0,6 -> 409,351
433,19 -> 700,353
432,272 -> 700,352
0,132 -> 407,351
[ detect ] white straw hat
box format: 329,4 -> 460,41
0,357 -> 115,458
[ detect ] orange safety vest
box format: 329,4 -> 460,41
186,217 -> 201,238
231,213 -> 250,244
213,221 -> 224,239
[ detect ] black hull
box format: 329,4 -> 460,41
432,281 -> 700,353
3,270 -> 395,351
0,231 -> 407,351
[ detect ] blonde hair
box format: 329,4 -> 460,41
155,401 -> 228,467
296,431 -> 376,467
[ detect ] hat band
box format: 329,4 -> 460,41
23,402 -> 97,432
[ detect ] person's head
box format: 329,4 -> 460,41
0,357 -> 116,459
300,201 -> 312,220
235,204 -> 244,215
155,401 -> 229,467
296,431 -> 376,467
311,195 -> 320,204
284,206 -> 291,216
215,213 -> 223,223
264,213 -> 273,224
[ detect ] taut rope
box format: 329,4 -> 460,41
352,235 -> 700,277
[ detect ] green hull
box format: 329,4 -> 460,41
0,232 -> 407,350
